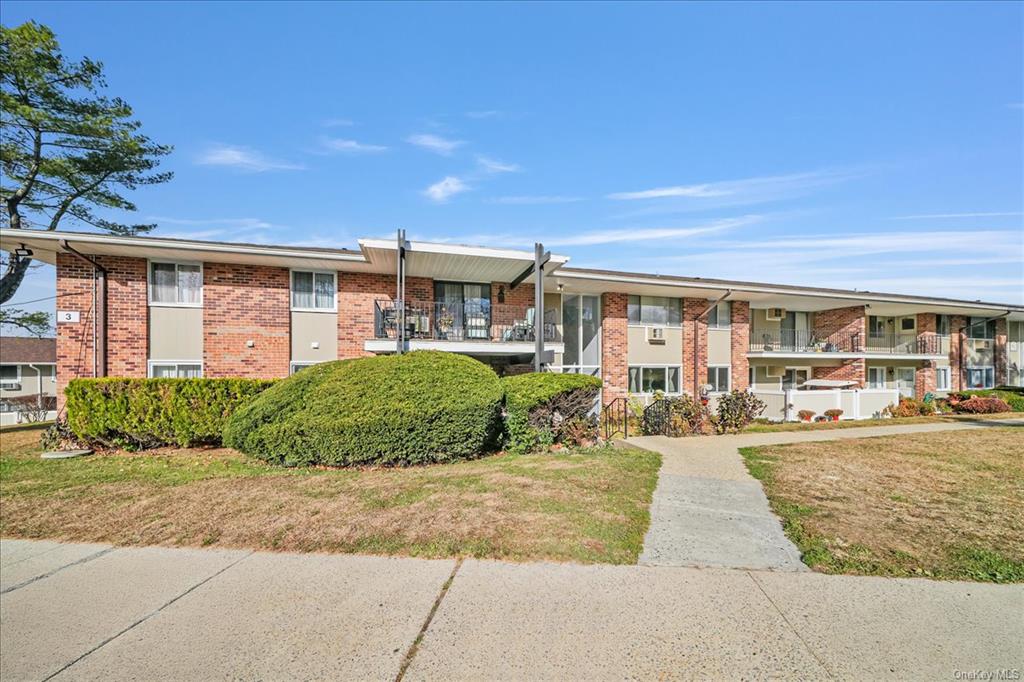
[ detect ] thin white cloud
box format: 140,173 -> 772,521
423,176 -> 469,203
466,110 -> 500,119
476,155 -> 520,174
607,169 -> 857,202
318,137 -> 388,154
890,211 -> 1023,220
723,230 -> 1018,256
406,133 -> 465,156
195,145 -> 304,172
488,195 -> 585,205
545,215 -> 761,247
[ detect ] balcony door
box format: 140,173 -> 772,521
435,282 -> 491,340
896,367 -> 915,397
781,312 -> 808,350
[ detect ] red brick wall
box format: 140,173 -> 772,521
682,298 -> 709,395
813,305 -> 867,349
949,315 -> 966,391
55,253 -> 148,411
490,282 -> 535,341
601,293 -> 628,402
337,273 -> 434,357
203,263 -> 290,377
915,362 -> 936,398
812,360 -> 865,386
731,301 -> 750,391
995,317 -> 1008,386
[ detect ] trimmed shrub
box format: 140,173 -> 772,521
714,390 -> 766,433
884,397 -> 933,418
950,396 -> 1012,414
65,378 -> 275,449
224,351 -> 504,467
642,394 -> 712,437
501,372 -> 602,454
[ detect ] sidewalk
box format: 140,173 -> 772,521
2,539 -> 1021,681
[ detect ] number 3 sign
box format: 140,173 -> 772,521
57,310 -> 80,323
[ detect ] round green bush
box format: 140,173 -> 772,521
223,351 -> 503,467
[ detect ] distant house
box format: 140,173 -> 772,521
0,336 -> 57,426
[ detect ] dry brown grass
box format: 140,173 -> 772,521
742,426 -> 1024,582
0,426 -> 659,564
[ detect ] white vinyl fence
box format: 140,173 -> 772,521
752,389 -> 900,422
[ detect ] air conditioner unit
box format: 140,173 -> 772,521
765,365 -> 785,378
765,307 -> 786,322
646,326 -> 666,344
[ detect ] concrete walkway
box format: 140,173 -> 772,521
630,419 -> 1024,571
2,539 -> 1022,681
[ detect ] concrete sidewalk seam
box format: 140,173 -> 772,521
0,547 -> 114,595
395,557 -> 462,682
40,549 -> 255,682
747,570 -> 836,680
0,543 -> 63,568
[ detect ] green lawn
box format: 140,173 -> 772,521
0,426 -> 660,564
741,427 -> 1024,583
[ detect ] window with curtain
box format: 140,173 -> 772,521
627,295 -> 682,326
628,366 -> 681,394
936,314 -> 950,336
966,366 -> 994,389
967,317 -> 996,339
707,301 -> 731,329
292,271 -> 335,310
149,363 -> 202,378
936,367 -> 950,391
149,262 -> 202,305
707,366 -> 730,392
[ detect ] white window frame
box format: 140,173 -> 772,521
627,295 -> 682,328
290,269 -> 338,313
707,301 -> 732,330
628,365 -> 683,396
965,366 -> 995,389
148,260 -> 203,308
781,366 -> 811,391
707,365 -> 730,393
867,366 -> 887,389
147,360 -> 204,378
0,364 -> 21,390
935,366 -> 950,391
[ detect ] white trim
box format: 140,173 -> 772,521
290,269 -> 338,312
628,364 -> 684,396
935,366 -> 951,391
867,366 -> 887,389
707,364 -> 731,393
364,339 -> 565,356
0,363 -> 22,390
147,259 -> 204,308
147,360 -> 204,378
359,238 -> 570,265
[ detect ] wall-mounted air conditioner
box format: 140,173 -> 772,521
646,327 -> 666,344
765,365 -> 785,378
765,307 -> 785,322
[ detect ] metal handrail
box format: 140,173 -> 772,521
749,329 -> 861,353
864,332 -> 943,355
600,396 -> 629,440
374,299 -> 560,343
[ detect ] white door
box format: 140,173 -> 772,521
896,367 -> 915,398
868,366 -> 887,389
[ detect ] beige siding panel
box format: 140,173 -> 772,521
149,307 -> 203,361
627,326 -> 683,365
751,309 -> 781,335
707,328 -> 731,365
292,311 -> 338,362
0,364 -> 57,399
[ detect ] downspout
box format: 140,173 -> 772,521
957,310 -> 1010,390
60,241 -> 107,377
693,290 -> 732,396
28,363 -> 41,409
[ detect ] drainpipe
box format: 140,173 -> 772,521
28,363 -> 41,409
957,310 -> 1010,390
693,290 -> 732,396
59,241 -> 107,377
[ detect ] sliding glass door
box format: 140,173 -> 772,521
434,282 -> 491,340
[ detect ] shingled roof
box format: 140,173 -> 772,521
0,337 -> 56,364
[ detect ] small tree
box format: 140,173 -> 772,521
0,21 -> 173,314
715,390 -> 766,433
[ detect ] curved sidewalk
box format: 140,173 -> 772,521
628,419 -> 1024,571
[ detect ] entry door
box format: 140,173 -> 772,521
868,366 -> 887,389
896,368 -> 915,397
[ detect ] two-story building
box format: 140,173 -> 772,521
2,229 -> 1021,420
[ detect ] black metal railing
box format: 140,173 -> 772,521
749,329 -> 861,353
601,396 -> 630,440
865,333 -> 944,355
642,399 -> 673,436
374,299 -> 560,343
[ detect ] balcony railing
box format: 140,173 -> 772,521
374,299 -> 560,343
749,329 -> 945,355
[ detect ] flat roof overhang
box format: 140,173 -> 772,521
358,238 -> 569,283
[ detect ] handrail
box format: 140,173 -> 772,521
600,396 -> 629,440
374,299 -> 560,343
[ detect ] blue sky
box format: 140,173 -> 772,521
4,0 -> 1023,317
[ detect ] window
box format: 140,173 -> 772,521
936,367 -> 950,391
965,366 -> 994,389
900,317 -> 915,332
781,368 -> 809,390
148,362 -> 202,378
628,366 -> 681,394
936,314 -> 950,336
867,367 -> 886,389
562,294 -> 601,372
0,364 -> 20,389
290,361 -> 318,375
967,317 -> 996,340
627,295 -> 681,326
149,261 -> 202,306
707,301 -> 731,329
292,271 -> 336,311
707,366 -> 730,392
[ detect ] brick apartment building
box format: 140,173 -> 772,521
3,229 -> 1022,421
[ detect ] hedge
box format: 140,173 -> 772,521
223,351 -> 504,467
953,389 -> 1024,412
64,378 -> 275,449
501,372 -> 602,453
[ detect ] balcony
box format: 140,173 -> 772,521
369,299 -> 562,354
749,329 -> 946,357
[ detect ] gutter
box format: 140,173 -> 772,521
957,310 -> 1011,390
60,240 -> 107,378
692,290 -> 732,396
